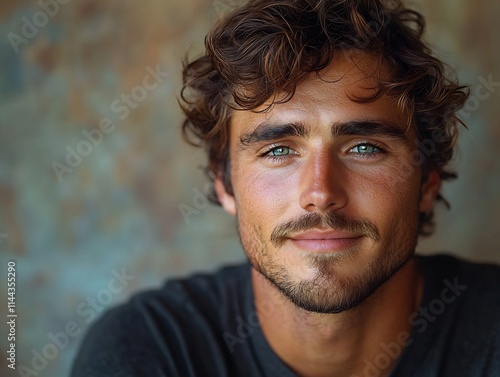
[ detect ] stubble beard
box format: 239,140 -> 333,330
238,211 -> 419,314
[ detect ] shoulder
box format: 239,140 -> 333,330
132,262 -> 251,322
419,254 -> 500,317
392,254 -> 500,377
416,254 -> 500,374
419,253 -> 500,296
71,263 -> 251,377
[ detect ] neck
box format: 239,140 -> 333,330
252,257 -> 423,377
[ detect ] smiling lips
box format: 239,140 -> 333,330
288,230 -> 363,253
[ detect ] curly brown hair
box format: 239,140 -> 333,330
179,0 -> 469,235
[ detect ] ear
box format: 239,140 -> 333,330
419,170 -> 441,213
214,176 -> 236,215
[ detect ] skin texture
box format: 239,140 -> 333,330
215,52 -> 441,377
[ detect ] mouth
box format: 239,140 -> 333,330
288,229 -> 363,253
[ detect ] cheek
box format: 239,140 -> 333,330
347,165 -> 421,222
234,167 -> 296,215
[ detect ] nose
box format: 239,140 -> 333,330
298,148 -> 348,212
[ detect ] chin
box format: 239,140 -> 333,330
256,248 -> 414,314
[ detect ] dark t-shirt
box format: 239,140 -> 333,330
71,254 -> 500,377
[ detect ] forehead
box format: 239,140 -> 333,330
230,52 -> 410,135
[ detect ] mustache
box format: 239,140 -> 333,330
270,212 -> 380,248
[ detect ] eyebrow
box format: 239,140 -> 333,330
238,119 -> 408,150
239,122 -> 308,150
331,120 -> 408,142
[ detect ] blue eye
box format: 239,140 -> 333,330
350,144 -> 380,154
269,146 -> 291,156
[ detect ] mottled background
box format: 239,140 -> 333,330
0,0 -> 499,376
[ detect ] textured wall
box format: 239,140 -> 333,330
0,0 -> 498,376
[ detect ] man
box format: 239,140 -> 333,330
72,0 -> 500,376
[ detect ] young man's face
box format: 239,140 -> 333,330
215,52 -> 440,313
